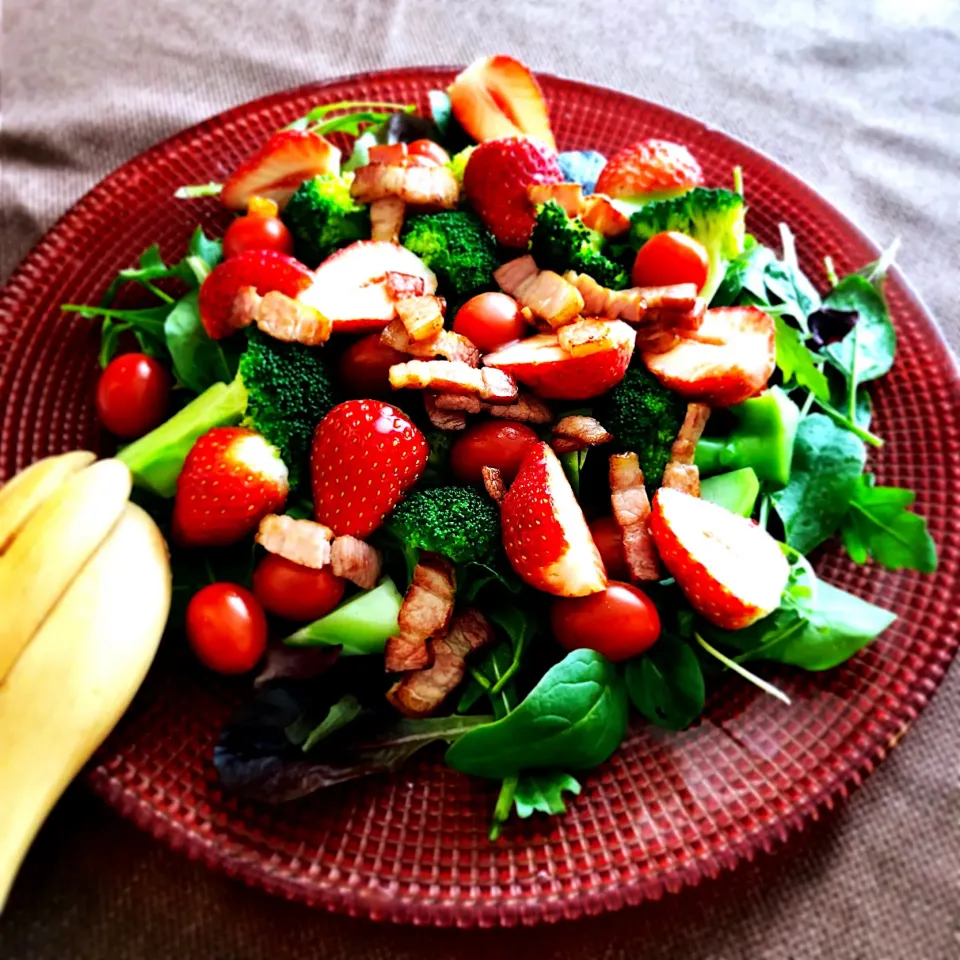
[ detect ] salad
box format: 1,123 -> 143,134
65,55 -> 937,839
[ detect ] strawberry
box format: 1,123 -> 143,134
643,306 -> 775,407
463,137 -> 562,247
198,249 -> 314,339
221,130 -> 340,210
449,55 -> 556,149
311,400 -> 428,538
500,442 -> 606,597
172,427 -> 289,548
595,139 -> 703,201
651,487 -> 789,630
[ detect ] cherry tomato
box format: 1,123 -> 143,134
551,582 -> 661,662
453,293 -> 527,353
588,515 -> 630,580
450,421 -> 540,485
253,554 -> 346,622
337,333 -> 409,397
631,231 -> 709,289
186,583 -> 268,674
223,214 -> 294,259
407,139 -> 451,166
96,352 -> 171,439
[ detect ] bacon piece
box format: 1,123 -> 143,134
433,390 -> 553,424
255,514 -> 334,569
350,163 -> 459,209
551,416 -> 613,454
581,194 -> 630,237
385,272 -> 427,300
250,290 -> 332,346
609,453 -> 661,581
661,403 -> 711,497
557,318 -> 615,358
230,286 -> 261,330
384,555 -> 456,672
526,182 -> 584,216
386,609 -> 495,717
395,295 -> 445,342
494,256 -> 584,328
424,392 -> 468,431
566,271 -> 702,327
482,467 -> 507,504
330,535 -> 383,589
380,320 -> 479,366
389,360 -> 518,404
369,196 -> 406,243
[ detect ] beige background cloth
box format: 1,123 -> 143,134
1,2 -> 958,957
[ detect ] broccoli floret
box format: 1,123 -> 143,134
401,211 -> 499,303
528,200 -> 630,290
596,359 -> 687,487
626,187 -> 746,303
118,329 -> 337,496
283,173 -> 370,267
385,486 -> 501,579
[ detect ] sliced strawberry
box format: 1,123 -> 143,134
643,306 -> 775,407
500,442 -> 606,597
221,130 -> 341,211
448,55 -> 555,149
463,137 -> 562,248
299,241 -> 438,335
594,139 -> 703,201
198,249 -> 314,339
172,427 -> 289,548
311,399 -> 428,538
483,321 -> 635,400
651,487 -> 789,630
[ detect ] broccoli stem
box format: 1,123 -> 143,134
117,376 -> 248,497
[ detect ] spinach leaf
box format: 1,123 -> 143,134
771,414 -> 866,554
840,474 -> 937,573
164,290 -> 243,393
445,649 -> 629,778
458,560 -> 523,604
558,447 -> 589,498
824,275 -> 896,384
774,315 -> 830,401
626,633 -> 705,730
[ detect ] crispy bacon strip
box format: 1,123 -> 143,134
526,182 -> 584,216
231,286 -> 261,330
385,272 -> 427,300
482,467 -> 507,505
231,288 -> 332,346
551,416 -> 613,454
380,320 -> 479,366
389,360 -> 518,404
580,194 -> 630,237
386,609 -> 495,717
566,272 -> 703,327
369,196 -> 406,243
433,390 -> 553,424
350,164 -> 459,209
661,403 -> 711,497
255,514 -> 333,569
557,318 -> 615,358
494,256 -> 584,328
609,453 -> 661,581
330,535 -> 383,589
384,555 -> 456,672
395,295 -> 446,342
424,391 -> 468,431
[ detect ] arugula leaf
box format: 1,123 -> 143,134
299,695 -> 364,752
824,275 -> 895,384
773,315 -> 830,401
625,632 -> 705,730
771,414 -> 866,554
458,560 -> 523,603
164,290 -> 242,393
840,474 -> 937,573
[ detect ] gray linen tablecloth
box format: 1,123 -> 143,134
1,2 -> 958,957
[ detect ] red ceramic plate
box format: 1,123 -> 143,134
1,68 -> 958,928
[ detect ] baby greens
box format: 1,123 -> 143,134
626,632 -> 705,730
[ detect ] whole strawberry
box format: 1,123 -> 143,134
173,426 -> 289,547
595,139 -> 703,200
463,136 -> 562,247
311,400 -> 428,538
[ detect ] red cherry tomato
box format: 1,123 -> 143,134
253,554 -> 346,622
550,582 -> 661,662
337,333 -> 409,397
407,139 -> 451,166
223,214 -> 294,259
631,231 -> 709,289
96,353 -> 171,439
588,515 -> 630,581
453,293 -> 527,354
450,421 -> 540,485
185,583 -> 268,674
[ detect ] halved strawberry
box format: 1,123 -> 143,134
595,139 -> 703,201
500,442 -> 606,597
311,399 -> 428,538
198,249 -> 314,339
483,321 -> 635,400
299,241 -> 438,335
448,55 -> 556,149
172,427 -> 289,548
643,306 -> 775,406
651,487 -> 789,630
221,130 -> 341,211
463,137 -> 562,247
